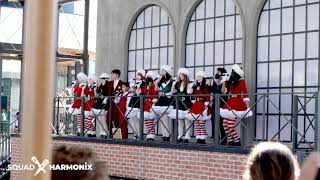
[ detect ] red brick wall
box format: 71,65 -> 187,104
11,136 -> 248,180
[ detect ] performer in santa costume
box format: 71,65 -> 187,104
126,69 -> 146,138
92,73 -> 110,138
137,71 -> 158,140
168,68 -> 193,143
220,64 -> 252,146
106,69 -> 124,135
68,72 -> 89,135
84,74 -> 98,137
154,65 -> 174,141
186,71 -> 212,144
114,82 -> 131,139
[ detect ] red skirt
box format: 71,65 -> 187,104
190,101 -> 212,116
222,97 -> 247,111
71,99 -> 81,109
85,99 -> 96,111
143,100 -> 154,112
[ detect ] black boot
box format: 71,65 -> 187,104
147,138 -> 155,141
163,137 -> 170,142
177,138 -> 183,143
227,141 -> 234,146
184,139 -> 189,143
233,141 -> 241,146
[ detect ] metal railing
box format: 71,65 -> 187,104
48,91 -> 320,151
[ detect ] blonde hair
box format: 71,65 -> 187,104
243,142 -> 299,180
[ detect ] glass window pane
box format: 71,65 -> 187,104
235,40 -> 242,63
160,26 -> 168,46
168,47 -> 174,66
270,10 -> 281,35
196,20 -> 205,43
186,22 -> 195,43
206,0 -> 215,18
225,0 -> 235,15
307,60 -> 318,86
215,42 -> 224,65
258,12 -> 269,36
269,62 -> 280,87
257,63 -> 268,88
186,45 -> 195,66
270,0 -> 281,8
225,16 -> 235,39
280,88 -> 292,114
258,37 -> 269,62
136,50 -> 143,70
195,44 -> 204,66
145,7 -> 152,27
281,35 -> 293,60
151,49 -> 159,69
216,0 -> 225,17
236,15 -> 242,38
269,36 -> 280,61
308,4 -> 319,30
152,27 -> 160,47
205,43 -> 214,65
225,41 -> 234,64
282,8 -> 293,33
144,28 -> 151,48
128,51 -> 135,71
136,29 -> 143,49
295,6 -> 306,32
137,13 -> 144,28
160,48 -> 168,65
268,115 -> 280,140
196,1 -> 205,19
281,61 -> 293,87
205,19 -> 214,42
294,33 -> 306,59
169,25 -> 174,46
282,0 -> 293,7
144,49 -> 151,69
307,32 -> 319,58
294,61 -> 305,86
160,9 -> 168,24
215,17 -> 224,40
279,116 -> 292,141
295,0 -> 306,5
129,30 -> 136,50
152,6 -> 160,26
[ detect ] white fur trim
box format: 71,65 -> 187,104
88,74 -> 99,83
232,64 -> 244,78
243,97 -> 250,102
152,106 -> 173,115
77,72 -> 88,83
68,108 -> 81,115
168,109 -> 188,119
137,69 -> 146,77
196,71 -> 206,78
177,68 -> 189,77
220,108 -> 253,119
100,73 -> 110,80
186,113 -> 211,121
161,65 -> 173,76
146,71 -> 157,81
137,111 -> 156,120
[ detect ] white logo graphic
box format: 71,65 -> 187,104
31,156 -> 49,176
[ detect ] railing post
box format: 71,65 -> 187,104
314,92 -> 320,151
81,96 -> 85,137
109,97 -> 113,138
139,95 -> 144,141
262,94 -> 266,141
56,97 -> 60,135
214,94 -> 220,145
292,95 -> 299,150
172,96 -> 179,143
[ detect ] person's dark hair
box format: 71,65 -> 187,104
51,145 -> 107,180
111,69 -> 121,76
243,142 -> 299,180
176,74 -> 190,90
123,82 -> 130,88
195,77 -> 206,90
217,67 -> 227,74
159,74 -> 172,85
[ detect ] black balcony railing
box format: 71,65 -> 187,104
47,91 -> 320,151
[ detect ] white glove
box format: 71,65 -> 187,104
204,102 -> 209,106
221,74 -> 229,83
166,92 -> 172,98
102,98 -> 107,104
191,100 -> 196,104
152,99 -> 158,103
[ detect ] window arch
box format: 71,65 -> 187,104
185,0 -> 243,79
128,5 -> 174,79
256,0 -> 319,141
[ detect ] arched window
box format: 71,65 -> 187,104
185,0 -> 243,79
256,0 -> 319,141
128,5 -> 174,79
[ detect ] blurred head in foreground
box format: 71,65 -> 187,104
51,145 -> 107,180
243,142 -> 299,180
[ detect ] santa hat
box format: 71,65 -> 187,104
232,64 -> 244,78
196,71 -> 206,78
99,73 -> 110,80
88,74 -> 99,83
146,71 -> 157,81
77,72 -> 88,82
161,65 -> 173,76
177,68 -> 189,77
136,69 -> 146,77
